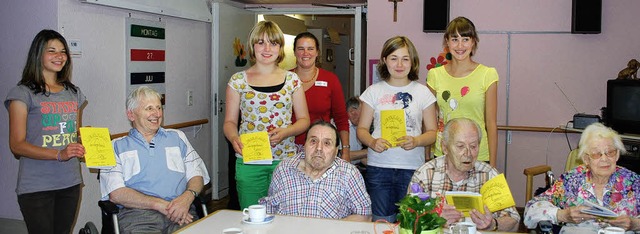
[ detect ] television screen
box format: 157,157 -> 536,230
610,86 -> 640,120
607,79 -> 640,134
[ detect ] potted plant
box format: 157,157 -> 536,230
396,183 -> 447,234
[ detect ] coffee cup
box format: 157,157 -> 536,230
598,226 -> 625,234
449,221 -> 477,234
242,204 -> 266,222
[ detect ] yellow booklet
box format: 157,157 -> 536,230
79,127 -> 116,169
240,131 -> 273,165
445,174 -> 516,216
380,109 -> 406,147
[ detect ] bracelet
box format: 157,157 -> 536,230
187,189 -> 198,198
56,150 -> 62,162
492,218 -> 499,231
342,145 -> 350,148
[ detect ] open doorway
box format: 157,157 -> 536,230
265,14 -> 355,99
210,2 -> 365,202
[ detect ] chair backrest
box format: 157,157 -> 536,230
523,148 -> 583,202
521,148 -> 585,233
564,148 -> 584,172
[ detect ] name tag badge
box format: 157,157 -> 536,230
315,81 -> 328,87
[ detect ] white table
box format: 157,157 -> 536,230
175,210 -> 390,234
175,209 -> 525,234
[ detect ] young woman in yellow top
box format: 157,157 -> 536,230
427,16 -> 498,166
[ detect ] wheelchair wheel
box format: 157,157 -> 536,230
79,221 -> 99,234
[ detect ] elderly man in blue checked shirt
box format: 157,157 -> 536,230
259,120 -> 372,221
100,86 -> 210,233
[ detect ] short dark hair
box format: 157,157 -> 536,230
293,32 -> 320,52
346,96 -> 361,111
306,120 -> 340,147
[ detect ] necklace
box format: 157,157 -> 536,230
296,67 -> 318,83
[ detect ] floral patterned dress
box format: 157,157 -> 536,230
524,165 -> 640,233
228,71 -> 301,160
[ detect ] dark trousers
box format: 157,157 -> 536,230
18,184 -> 81,234
117,206 -> 197,234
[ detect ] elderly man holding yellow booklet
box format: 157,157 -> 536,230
409,118 -> 520,232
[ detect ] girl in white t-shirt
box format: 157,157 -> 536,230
356,36 -> 437,222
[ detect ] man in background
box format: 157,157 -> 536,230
346,96 -> 367,168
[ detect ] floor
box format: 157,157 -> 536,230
0,195 -> 231,234
207,195 -> 232,214
0,218 -> 27,234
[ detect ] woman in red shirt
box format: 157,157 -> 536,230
292,32 -> 350,161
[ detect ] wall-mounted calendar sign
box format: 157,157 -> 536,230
126,18 -> 166,105
130,49 -> 166,61
130,72 -> 165,84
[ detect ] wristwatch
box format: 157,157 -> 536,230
187,189 -> 198,198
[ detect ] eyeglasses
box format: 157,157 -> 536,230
585,149 -> 618,160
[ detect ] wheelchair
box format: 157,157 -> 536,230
79,195 -> 208,234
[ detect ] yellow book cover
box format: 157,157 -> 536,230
240,131 -> 273,165
445,174 -> 516,216
79,127 -> 116,169
480,174 -> 517,212
380,109 -> 406,147
444,191 -> 483,217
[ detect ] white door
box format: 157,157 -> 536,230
211,2 -> 256,199
334,34 -> 352,98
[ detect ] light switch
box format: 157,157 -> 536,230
68,39 -> 82,58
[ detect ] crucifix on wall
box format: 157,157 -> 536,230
389,0 -> 403,22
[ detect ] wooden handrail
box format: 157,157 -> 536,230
497,125 -> 580,133
110,119 -> 209,139
108,123 -> 571,141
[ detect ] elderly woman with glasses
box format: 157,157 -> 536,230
524,123 -> 640,233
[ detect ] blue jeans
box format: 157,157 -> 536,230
365,166 -> 415,223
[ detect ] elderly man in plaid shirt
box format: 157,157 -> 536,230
259,120 -> 371,221
410,118 -> 520,232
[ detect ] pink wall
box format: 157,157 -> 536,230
367,0 -> 640,206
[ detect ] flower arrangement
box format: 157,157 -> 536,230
396,183 -> 447,234
233,37 -> 247,67
426,49 -> 450,71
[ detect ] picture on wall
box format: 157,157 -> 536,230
369,59 -> 381,86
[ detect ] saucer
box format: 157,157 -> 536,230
443,229 -> 481,234
242,215 -> 274,225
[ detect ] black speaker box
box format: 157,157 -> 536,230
572,0 -> 602,34
573,113 -> 600,129
423,0 -> 449,33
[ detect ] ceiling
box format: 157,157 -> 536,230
228,0 -> 366,5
